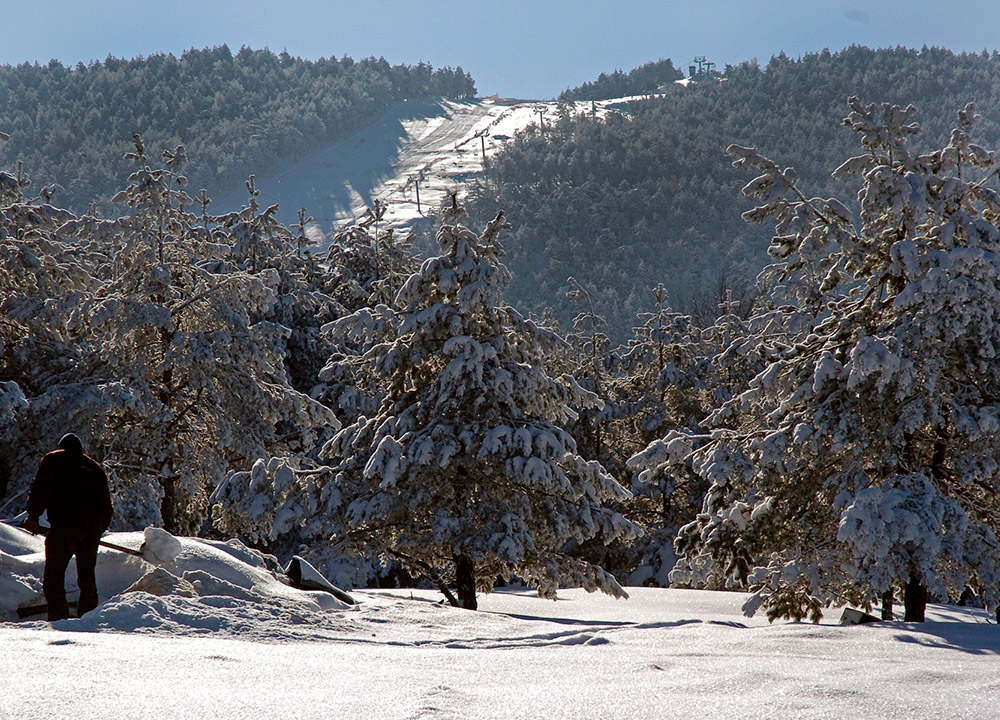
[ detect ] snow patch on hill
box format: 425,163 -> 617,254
214,97 -> 614,242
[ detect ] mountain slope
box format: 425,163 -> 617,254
216,96 -> 612,236
0,47 -> 475,212
465,46 -> 1000,339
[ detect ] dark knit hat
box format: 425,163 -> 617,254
58,433 -> 83,453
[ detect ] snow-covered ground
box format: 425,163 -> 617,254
214,97 -> 609,237
1,522 -> 997,719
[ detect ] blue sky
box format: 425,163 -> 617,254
4,0 -> 1000,98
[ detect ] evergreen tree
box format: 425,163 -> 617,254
469,47 -> 1000,341
214,204 -> 639,607
0,138 -> 99,512
0,47 -> 477,213
559,58 -> 683,101
565,277 -> 612,464
0,139 -> 336,532
616,285 -> 710,585
660,99 -> 1000,622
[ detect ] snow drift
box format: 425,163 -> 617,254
0,522 -> 351,639
1,519 -> 999,718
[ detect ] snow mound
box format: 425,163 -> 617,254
0,549 -> 45,616
124,567 -> 197,598
142,526 -> 182,564
70,584 -> 356,641
0,522 -> 354,632
0,519 -> 43,555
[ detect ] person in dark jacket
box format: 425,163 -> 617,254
23,433 -> 113,620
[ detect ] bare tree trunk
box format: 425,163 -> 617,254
386,549 -> 459,607
160,476 -> 177,533
454,553 -> 477,610
904,575 -> 928,622
881,589 -> 894,621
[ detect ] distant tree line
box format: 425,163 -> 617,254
558,58 -> 683,101
469,46 -> 1000,340
0,45 -> 476,212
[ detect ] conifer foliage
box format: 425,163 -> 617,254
214,202 -> 640,608
653,99 -> 1000,621
0,135 -> 336,533
0,47 -> 477,212
328,203 -> 638,608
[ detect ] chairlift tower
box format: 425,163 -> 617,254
689,56 -> 716,77
473,128 -> 489,161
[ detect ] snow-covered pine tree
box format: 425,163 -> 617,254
99,144 -> 337,531
333,205 -> 638,607
0,134 -> 342,529
206,183 -> 344,396
616,284 -> 710,585
216,204 -> 639,608
0,151 -> 94,401
618,284 -> 708,455
322,201 -> 418,312
0,142 -> 101,514
656,99 -> 1000,622
0,140 -> 334,531
564,277 -> 617,467
310,202 -> 419,427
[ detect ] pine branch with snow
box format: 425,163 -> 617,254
0,145 -> 339,531
235,208 -> 641,607
642,100 -> 1000,621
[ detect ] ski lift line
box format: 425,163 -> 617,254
448,101 -> 532,152
335,99 -> 592,233
452,125 -> 491,151
339,101 -> 513,227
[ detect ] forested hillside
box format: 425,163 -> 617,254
468,46 -> 1000,337
0,46 -> 475,212
557,58 -> 682,101
5,47 -> 1000,620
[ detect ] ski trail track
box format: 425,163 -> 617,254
213,97 -> 599,240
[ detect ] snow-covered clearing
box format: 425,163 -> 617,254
214,97 -> 607,236
1,522 -> 997,719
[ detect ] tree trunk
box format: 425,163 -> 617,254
881,589 -> 894,621
161,476 -> 177,534
931,439 -> 947,485
904,576 -> 928,622
454,553 -> 477,610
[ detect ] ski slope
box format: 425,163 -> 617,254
214,96 -> 609,236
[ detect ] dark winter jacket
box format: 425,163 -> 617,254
26,449 -> 113,535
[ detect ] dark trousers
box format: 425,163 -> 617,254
43,527 -> 100,621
